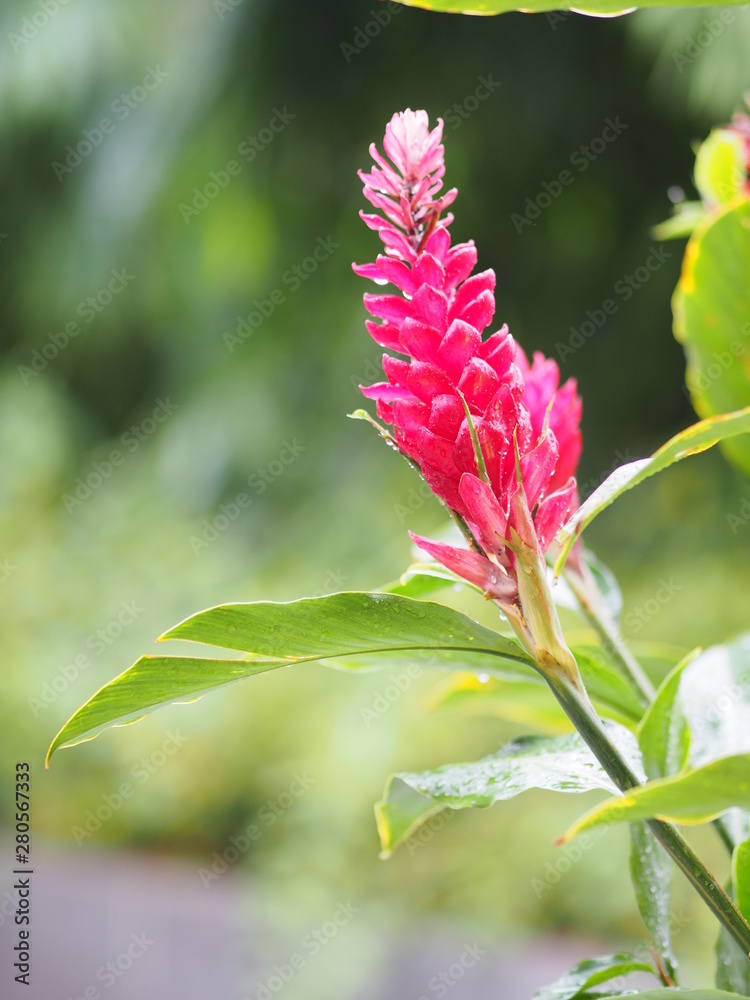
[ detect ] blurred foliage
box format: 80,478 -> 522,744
1,0 -> 750,989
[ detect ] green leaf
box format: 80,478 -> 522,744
383,562 -> 468,599
716,839 -> 750,996
628,650 -> 693,983
734,838 -> 750,921
652,201 -> 709,243
391,0 -> 750,16
427,672 -> 573,733
694,130 -> 747,208
47,593 -> 535,764
376,726 -> 639,856
427,642 -> 645,731
638,652 -> 697,781
531,952 -> 656,1000
160,592 -> 534,672
573,646 -> 647,725
561,755 -> 750,841
673,198 -> 750,477
583,551 -> 624,627
46,655 -> 282,764
609,992 -> 750,998
630,822 -> 676,981
680,634 -> 750,765
554,406 -> 750,573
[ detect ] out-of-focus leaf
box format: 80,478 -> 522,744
673,198 -> 750,477
694,130 -> 747,207
584,551 -> 624,626
554,406 -> 750,572
391,0 -> 749,16
561,755 -> 750,841
426,672 -> 572,733
573,646 -> 647,724
652,201 -> 708,242
716,839 -> 750,996
630,822 -> 676,980
531,952 -> 656,1000
376,726 -> 640,856
383,562 -> 469,599
609,992 -> 750,998
47,593 -> 536,763
638,652 -> 697,780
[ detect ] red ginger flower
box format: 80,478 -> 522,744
354,110 -> 582,608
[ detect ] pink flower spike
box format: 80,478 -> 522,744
354,109 -> 584,597
409,533 -> 516,601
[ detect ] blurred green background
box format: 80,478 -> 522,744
2,0 -> 750,995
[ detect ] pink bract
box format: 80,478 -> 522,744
354,110 -> 583,602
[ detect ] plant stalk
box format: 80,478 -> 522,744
547,670 -> 750,960
564,566 -> 655,705
565,566 -> 738,858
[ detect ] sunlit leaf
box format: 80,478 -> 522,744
673,197 -> 750,477
531,952 -> 656,1000
629,822 -> 676,981
47,593 -> 535,763
554,406 -> 750,573
638,652 -> 697,780
716,838 -> 750,995
376,725 -> 640,856
561,755 -> 750,841
391,0 -> 748,16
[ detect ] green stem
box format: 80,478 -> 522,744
564,567 -> 655,705
566,566 -> 738,859
548,671 -> 750,960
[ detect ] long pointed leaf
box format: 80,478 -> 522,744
376,726 -> 640,856
48,593 -> 535,764
555,406 -> 750,573
561,755 -> 750,841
